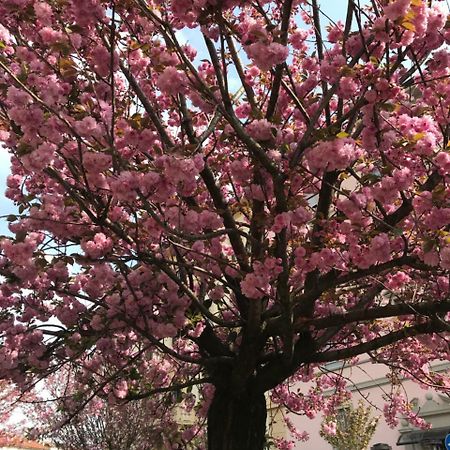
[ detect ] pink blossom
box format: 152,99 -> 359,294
22,143 -> 56,171
423,249 -> 439,266
369,233 -> 391,264
241,258 -> 282,299
320,52 -> 346,82
386,271 -> 411,290
247,119 -> 276,141
157,67 -> 189,95
292,206 -> 313,226
34,2 -> 53,25
113,380 -> 128,399
274,438 -> 295,450
435,152 -> 450,176
6,86 -> 31,107
80,233 -> 113,259
383,0 -> 411,21
339,77 -> 359,99
306,138 -> 362,172
39,27 -> 64,45
272,212 -> 291,233
246,42 -> 288,71
75,117 -> 101,137
240,18 -> 267,45
440,247 -> 450,269
290,30 -> 308,51
322,421 -> 337,436
83,152 -> 112,173
327,21 -> 344,43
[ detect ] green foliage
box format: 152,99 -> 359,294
320,401 -> 380,450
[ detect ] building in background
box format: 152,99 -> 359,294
290,359 -> 450,450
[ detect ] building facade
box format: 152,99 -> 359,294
289,360 -> 450,450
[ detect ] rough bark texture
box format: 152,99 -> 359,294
207,387 -> 267,450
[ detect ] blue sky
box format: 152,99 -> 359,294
0,149 -> 14,236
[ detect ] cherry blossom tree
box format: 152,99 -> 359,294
0,380 -> 25,432
34,369 -> 200,450
0,0 -> 449,449
0,380 -> 41,437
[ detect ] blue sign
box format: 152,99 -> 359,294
445,433 -> 450,450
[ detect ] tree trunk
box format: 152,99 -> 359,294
207,386 -> 267,450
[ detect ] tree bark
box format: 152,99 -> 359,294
207,386 -> 267,450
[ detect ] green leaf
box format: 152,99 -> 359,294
378,102 -> 397,112
129,368 -> 141,380
392,227 -> 404,236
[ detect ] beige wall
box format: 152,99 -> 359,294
289,360 -> 450,450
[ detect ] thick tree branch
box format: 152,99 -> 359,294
305,321 -> 448,364
300,300 -> 450,332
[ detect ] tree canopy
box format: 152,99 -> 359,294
0,0 -> 449,449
